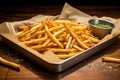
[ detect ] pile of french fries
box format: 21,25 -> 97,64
16,18 -> 100,59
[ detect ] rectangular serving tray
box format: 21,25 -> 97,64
0,21 -> 118,72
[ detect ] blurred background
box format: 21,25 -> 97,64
1,0 -> 120,6
0,0 -> 120,23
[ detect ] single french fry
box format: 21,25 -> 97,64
69,39 -> 76,48
71,25 -> 88,30
47,42 -> 57,47
102,57 -> 120,63
18,25 -> 29,31
67,34 -> 70,39
30,44 -> 43,50
73,45 -> 84,52
16,31 -> 24,37
65,37 -> 72,49
57,54 -> 73,59
49,48 -> 76,53
58,37 -> 65,42
0,57 -> 20,71
56,52 -> 75,59
43,39 -> 51,47
30,23 -> 42,34
54,20 -> 79,26
53,28 -> 65,36
86,43 -> 95,47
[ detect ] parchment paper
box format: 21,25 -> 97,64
59,3 -> 120,42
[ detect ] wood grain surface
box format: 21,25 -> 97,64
0,4 -> 120,80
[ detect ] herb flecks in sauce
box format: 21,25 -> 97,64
94,23 -> 112,29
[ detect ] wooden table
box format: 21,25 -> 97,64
0,5 -> 120,80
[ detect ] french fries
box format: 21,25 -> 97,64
64,24 -> 89,49
102,57 -> 120,63
16,18 -> 100,59
0,57 -> 20,71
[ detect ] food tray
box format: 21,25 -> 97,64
0,20 -> 118,72
0,3 -> 119,72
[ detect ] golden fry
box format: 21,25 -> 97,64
49,48 -> 76,53
18,25 -> 29,31
36,25 -> 63,35
30,23 -> 42,34
45,25 -> 64,48
54,20 -> 79,26
73,45 -> 84,52
56,52 -> 78,59
43,28 -> 65,47
47,42 -> 57,47
30,44 -> 43,50
16,31 -> 24,37
22,33 -> 47,45
102,57 -> 120,63
43,39 -> 50,47
57,54 -> 74,59
81,34 -> 100,43
65,37 -> 72,49
64,24 -> 89,49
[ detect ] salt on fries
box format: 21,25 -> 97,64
16,19 -> 100,59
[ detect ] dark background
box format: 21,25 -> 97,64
0,0 -> 120,23
1,0 -> 120,6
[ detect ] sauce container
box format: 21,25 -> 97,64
88,19 -> 115,39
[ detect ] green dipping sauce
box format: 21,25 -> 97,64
94,23 -> 112,29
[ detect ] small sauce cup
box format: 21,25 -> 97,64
88,19 -> 115,39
